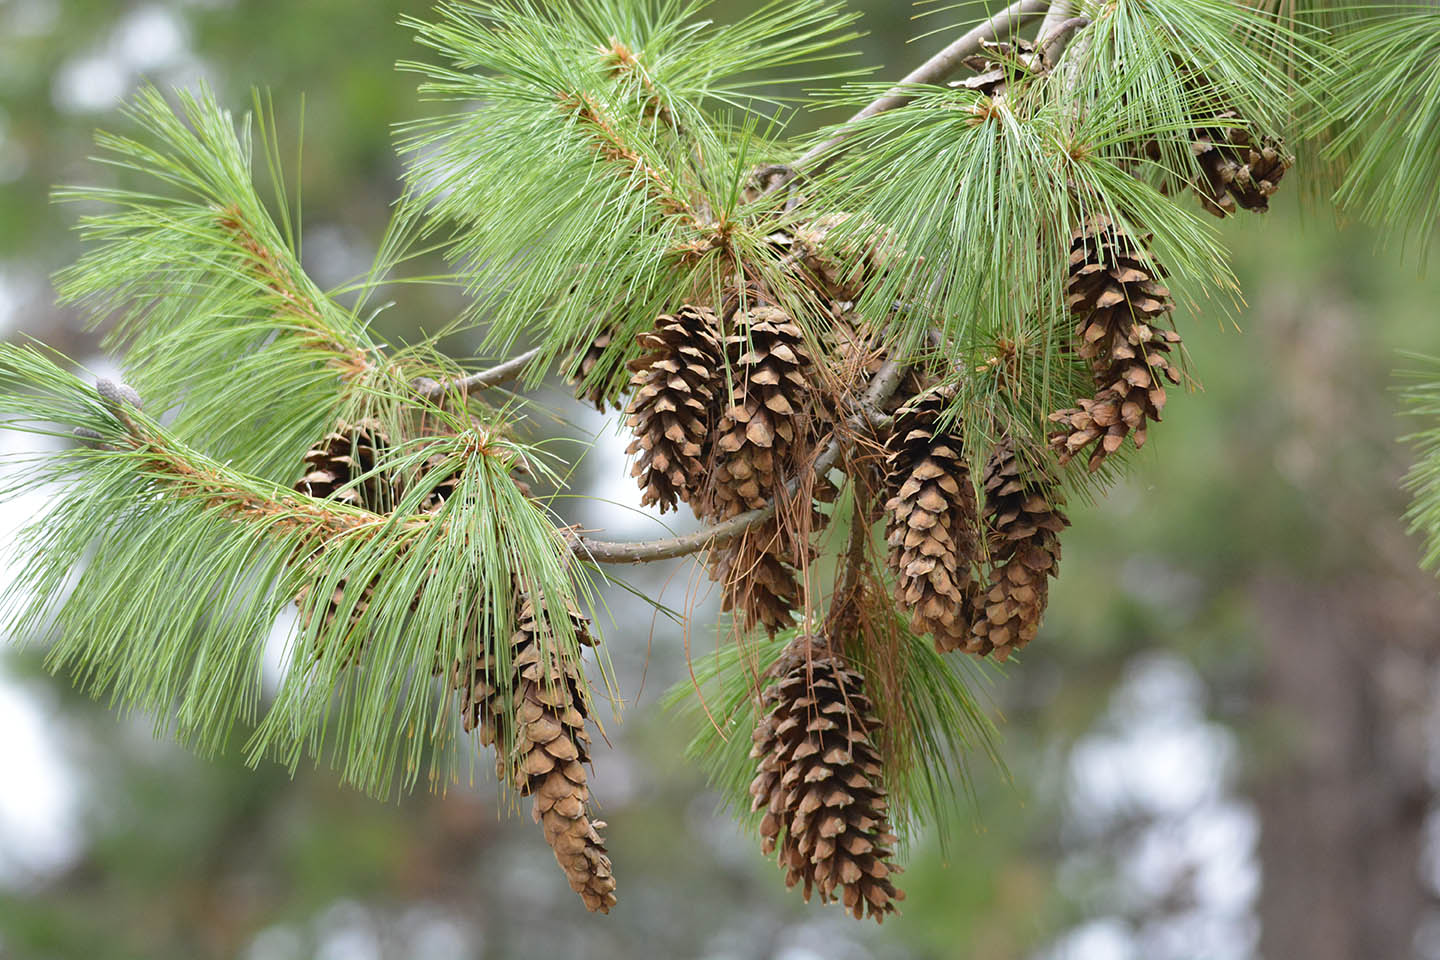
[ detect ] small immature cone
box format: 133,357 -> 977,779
749,636 -> 904,922
1048,216 -> 1180,471
882,386 -> 981,652
624,306 -> 724,513
969,441 -> 1068,660
455,598 -> 616,913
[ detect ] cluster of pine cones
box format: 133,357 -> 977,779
288,61 -> 1292,918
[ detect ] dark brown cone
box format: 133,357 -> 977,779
1188,110 -> 1292,217
969,441 -> 1068,660
713,518 -> 805,634
624,305 -> 724,514
568,327 -> 621,411
1148,109 -> 1294,218
748,636 -> 904,922
882,388 -> 981,653
1048,216 -> 1181,471
711,304 -> 814,519
455,597 -> 617,913
294,419 -> 392,659
296,419 -> 391,510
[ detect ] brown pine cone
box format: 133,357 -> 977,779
454,597 -> 616,913
969,441 -> 1068,660
749,636 -> 904,922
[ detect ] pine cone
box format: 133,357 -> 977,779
711,304 -> 814,519
955,37 -> 1040,98
569,327 -> 622,411
624,306 -> 724,513
455,597 -> 617,913
749,636 -> 904,922
294,419 -> 393,660
883,388 -> 981,653
969,442 -> 1068,660
297,419 -> 391,510
1048,216 -> 1181,471
1188,110 -> 1292,216
1147,108 -> 1293,218
713,518 -> 804,634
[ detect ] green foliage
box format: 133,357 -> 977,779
397,0 -> 865,401
1401,354 -> 1440,570
0,345 -> 598,798
1311,7 -> 1440,258
52,86 -> 392,478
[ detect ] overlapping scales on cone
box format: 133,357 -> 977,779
624,305 -> 723,514
1049,216 -> 1181,471
1147,106 -> 1293,218
712,304 -> 814,518
297,419 -> 392,510
883,386 -> 980,653
969,442 -> 1068,660
749,636 -> 903,922
1185,110 -> 1292,217
709,304 -> 817,632
455,597 -> 616,913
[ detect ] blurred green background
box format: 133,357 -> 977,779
2,2 -> 1440,958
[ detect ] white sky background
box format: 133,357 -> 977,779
0,4 -> 1266,957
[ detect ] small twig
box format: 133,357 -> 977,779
570,360 -> 904,564
414,346 -> 544,401
780,0 -> 1048,182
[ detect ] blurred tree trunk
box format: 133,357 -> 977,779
1250,538 -> 1438,959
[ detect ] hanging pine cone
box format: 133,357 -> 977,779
1187,110 -> 1292,217
712,518 -> 805,634
883,387 -> 981,653
568,326 -> 622,411
1048,216 -> 1181,471
294,419 -> 393,660
454,596 -> 616,913
624,305 -> 724,513
749,635 -> 903,922
711,304 -> 814,519
969,441 -> 1068,660
1147,108 -> 1293,217
296,418 -> 392,510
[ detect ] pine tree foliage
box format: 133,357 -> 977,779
3,0 -> 1439,920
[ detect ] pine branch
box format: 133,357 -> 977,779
414,346 -> 544,400
571,359 -> 904,564
782,0 -> 1048,178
